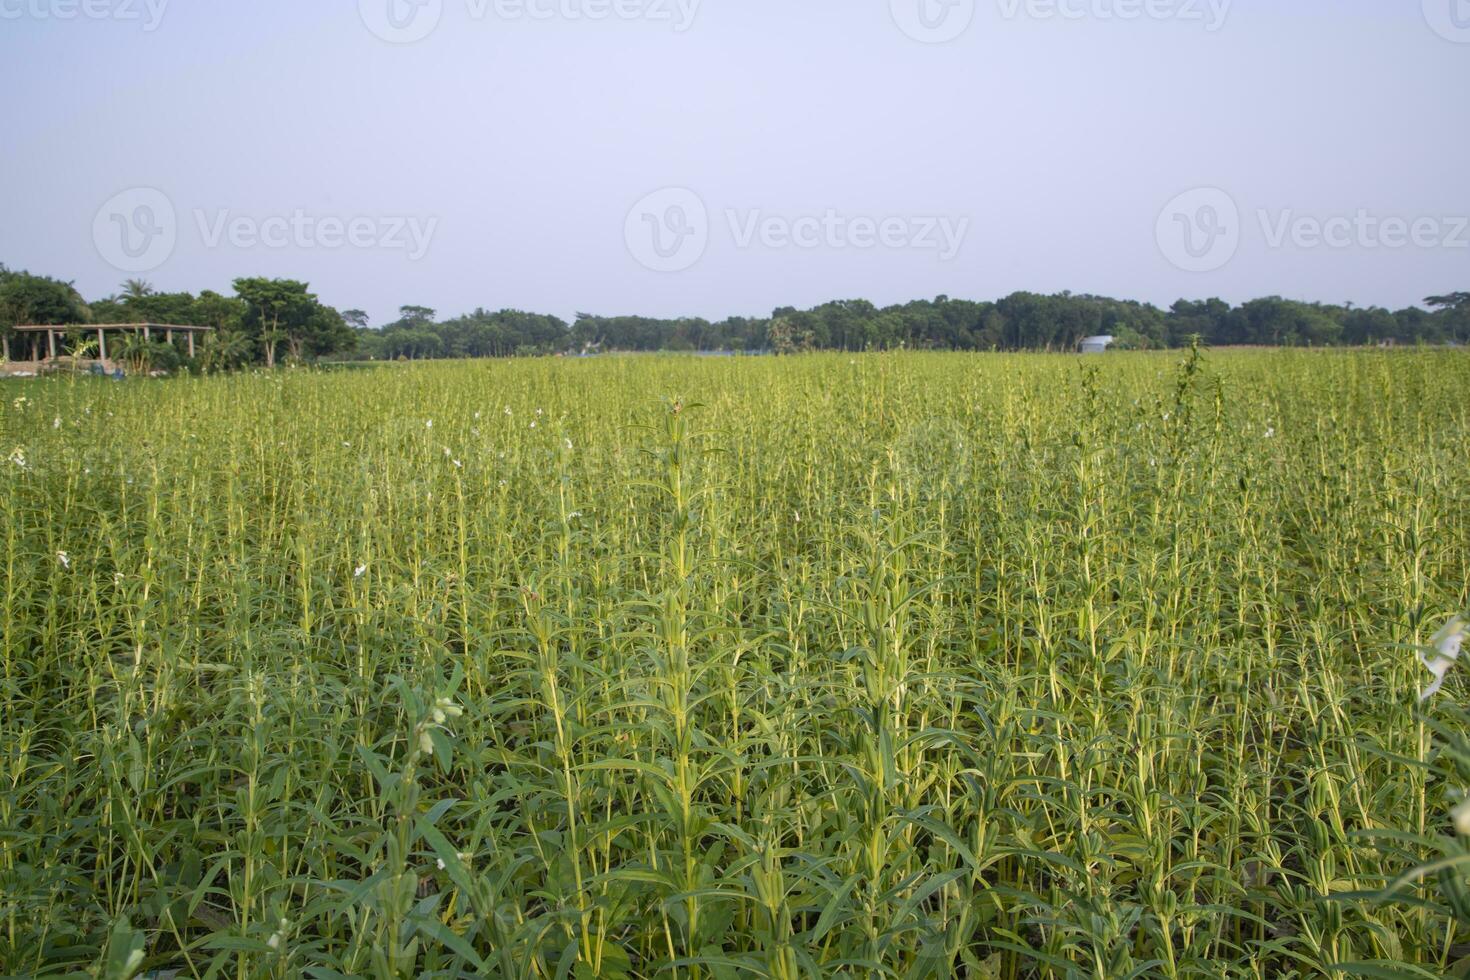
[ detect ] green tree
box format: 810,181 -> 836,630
1426,293 -> 1470,343
0,267 -> 91,359
0,267 -> 90,328
391,306 -> 437,330
233,277 -> 353,366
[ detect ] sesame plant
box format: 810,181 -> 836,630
0,348 -> 1468,978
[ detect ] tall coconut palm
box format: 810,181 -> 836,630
121,279 -> 155,301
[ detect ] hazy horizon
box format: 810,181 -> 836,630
3,1 -> 1467,326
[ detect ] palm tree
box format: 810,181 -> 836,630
114,333 -> 155,375
121,279 -> 155,301
199,330 -> 252,374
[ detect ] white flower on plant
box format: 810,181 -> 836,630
56,552 -> 70,570
474,411 -> 481,420
8,449 -> 26,469
504,406 -> 512,416
267,918 -> 289,952
417,697 -> 461,756
436,857 -> 447,870
1454,796 -> 1470,836
453,459 -> 462,469
563,438 -> 573,451
52,417 -> 61,430
1264,427 -> 1276,439
354,565 -> 367,579
1419,615 -> 1467,702
426,419 -> 433,429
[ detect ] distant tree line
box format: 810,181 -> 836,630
2,264 -> 1467,370
354,306 -> 572,360
368,293 -> 1470,356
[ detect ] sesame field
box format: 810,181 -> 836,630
4,349 -> 1470,979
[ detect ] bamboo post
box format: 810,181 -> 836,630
98,329 -> 107,362
48,330 -> 56,359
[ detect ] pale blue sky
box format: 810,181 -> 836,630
1,1 -> 1466,324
